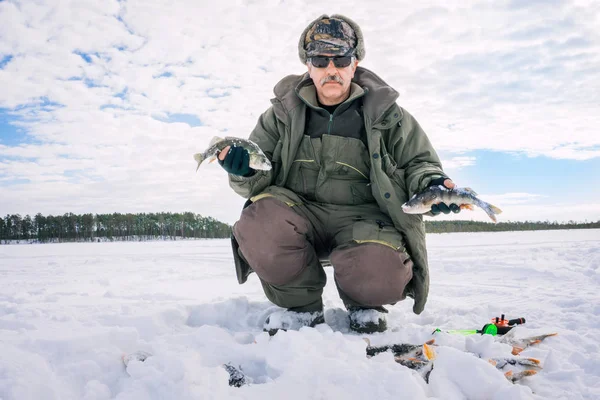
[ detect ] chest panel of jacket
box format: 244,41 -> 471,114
304,98 -> 367,145
285,134 -> 375,205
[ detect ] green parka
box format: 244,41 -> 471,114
228,66 -> 447,314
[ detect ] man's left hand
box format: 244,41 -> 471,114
429,178 -> 461,215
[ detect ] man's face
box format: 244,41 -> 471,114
307,54 -> 359,106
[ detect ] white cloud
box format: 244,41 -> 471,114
0,0 -> 599,221
441,156 -> 476,170
483,192 -> 546,205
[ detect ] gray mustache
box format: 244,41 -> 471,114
320,75 -> 344,85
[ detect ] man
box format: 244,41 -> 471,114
218,14 -> 460,335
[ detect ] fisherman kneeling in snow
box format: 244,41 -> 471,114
218,15 -> 460,335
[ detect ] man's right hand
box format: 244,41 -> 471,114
218,146 -> 254,177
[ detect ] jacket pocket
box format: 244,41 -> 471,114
352,220 -> 406,253
382,154 -> 408,201
349,183 -> 375,204
250,186 -> 304,207
296,160 -> 318,199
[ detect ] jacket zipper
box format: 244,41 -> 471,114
327,114 -> 333,135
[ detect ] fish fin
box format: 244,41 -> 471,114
525,358 -> 542,367
518,370 -> 538,379
208,155 -> 218,164
463,187 -> 478,196
490,204 -> 503,214
460,204 -> 475,210
540,332 -> 558,340
422,343 -> 436,361
506,370 -> 537,383
193,153 -> 205,172
209,136 -> 223,147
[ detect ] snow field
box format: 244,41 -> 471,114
0,230 -> 598,399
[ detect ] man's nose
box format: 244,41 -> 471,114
325,60 -> 337,73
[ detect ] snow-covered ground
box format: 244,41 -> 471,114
1,229 -> 598,400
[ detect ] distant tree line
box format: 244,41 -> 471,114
1,213 -> 598,243
424,219 -> 600,233
0,212 -> 232,243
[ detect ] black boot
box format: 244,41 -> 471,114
348,306 -> 388,334
263,309 -> 325,336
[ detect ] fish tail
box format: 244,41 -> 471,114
489,204 -> 503,215
193,153 -> 205,172
476,199 -> 502,223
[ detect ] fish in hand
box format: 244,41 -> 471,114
193,136 -> 272,172
401,186 -> 502,223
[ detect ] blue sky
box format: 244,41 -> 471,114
152,113 -> 203,127
0,0 -> 599,224
443,150 -> 600,207
0,110 -> 25,146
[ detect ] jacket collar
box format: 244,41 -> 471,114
273,66 -> 400,123
296,82 -> 365,112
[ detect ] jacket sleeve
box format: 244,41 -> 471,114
393,108 -> 448,199
228,106 -> 280,199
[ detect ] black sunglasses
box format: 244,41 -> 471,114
309,56 -> 353,68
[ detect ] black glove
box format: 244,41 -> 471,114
428,177 -> 461,215
218,146 -> 254,177
431,203 -> 461,215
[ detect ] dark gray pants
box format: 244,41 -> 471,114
233,196 -> 413,312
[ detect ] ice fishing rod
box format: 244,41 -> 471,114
433,314 -> 526,336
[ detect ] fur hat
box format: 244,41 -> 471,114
298,14 -> 365,64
